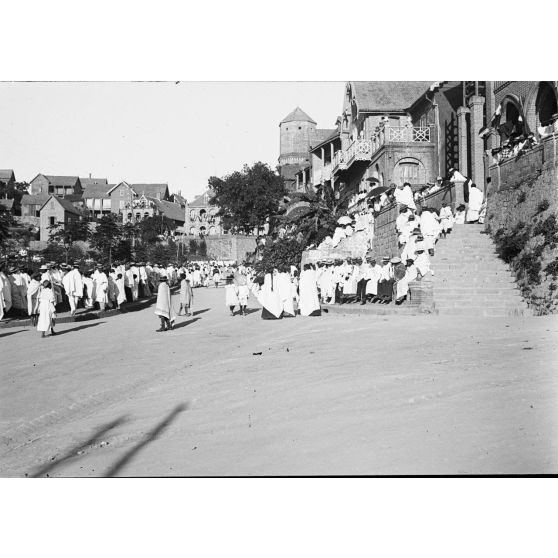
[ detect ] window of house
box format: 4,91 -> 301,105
395,161 -> 421,184
48,186 -> 54,193
49,216 -> 56,226
120,189 -> 124,196
536,82 -> 558,127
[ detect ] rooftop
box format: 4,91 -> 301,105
280,107 -> 317,125
82,183 -> 114,199
351,81 -> 431,113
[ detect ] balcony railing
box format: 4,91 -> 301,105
345,139 -> 373,166
331,126 -> 432,175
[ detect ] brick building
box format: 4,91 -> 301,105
278,107 -> 336,192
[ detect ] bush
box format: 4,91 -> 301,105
517,251 -> 542,284
532,213 -> 558,247
517,191 -> 526,203
493,223 -> 529,263
255,238 -> 304,274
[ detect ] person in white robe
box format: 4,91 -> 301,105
395,258 -> 419,302
414,243 -> 433,277
37,281 -> 56,337
276,270 -> 295,317
233,267 -> 250,316
454,204 -> 466,225
93,266 -> 109,311
439,202 -> 454,237
225,282 -> 239,316
82,270 -> 95,309
13,269 -> 28,314
394,182 -> 416,210
0,266 -> 12,320
129,263 -> 140,299
419,207 -> 441,254
62,264 -> 84,316
26,273 -> 42,325
256,272 -> 283,319
115,272 -> 126,308
298,265 -> 321,316
154,276 -> 176,331
365,258 -> 383,301
466,183 -> 484,223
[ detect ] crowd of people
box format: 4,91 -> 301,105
311,172 -> 486,306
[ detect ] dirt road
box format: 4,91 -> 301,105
1,287 -> 557,476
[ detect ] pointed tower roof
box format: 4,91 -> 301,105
280,107 -> 317,125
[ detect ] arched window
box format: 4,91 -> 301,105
209,226 -> 216,235
394,158 -> 425,185
498,97 -> 524,142
199,209 -> 207,221
190,210 -> 196,220
189,227 -> 197,235
535,82 -> 558,127
199,226 -> 207,236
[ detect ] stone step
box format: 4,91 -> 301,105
434,287 -> 521,295
322,303 -> 427,316
435,307 -> 531,317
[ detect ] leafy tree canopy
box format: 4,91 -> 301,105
209,162 -> 287,234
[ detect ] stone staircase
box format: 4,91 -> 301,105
431,224 -> 531,317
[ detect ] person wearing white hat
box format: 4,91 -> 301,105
394,182 -> 416,211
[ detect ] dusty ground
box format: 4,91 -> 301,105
1,287 -> 557,476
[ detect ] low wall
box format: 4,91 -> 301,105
371,205 -> 399,259
204,235 -> 257,262
489,134 -> 558,192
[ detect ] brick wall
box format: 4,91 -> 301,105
486,133 -> 558,314
408,277 -> 434,312
371,205 -> 399,259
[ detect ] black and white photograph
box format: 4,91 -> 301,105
1,79 -> 556,477
1,2 -> 556,556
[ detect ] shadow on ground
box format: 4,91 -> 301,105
0,329 -> 28,339
171,318 -> 200,330
54,322 -> 106,336
31,415 -> 128,478
104,403 -> 188,477
193,308 -> 210,316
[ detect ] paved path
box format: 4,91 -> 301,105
1,287 -> 557,476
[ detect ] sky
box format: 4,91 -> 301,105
0,81 -> 344,199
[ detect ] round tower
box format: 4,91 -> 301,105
278,107 -> 317,167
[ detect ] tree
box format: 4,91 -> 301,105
90,214 -> 123,265
198,238 -> 207,257
255,238 -> 304,274
0,181 -> 29,216
188,239 -> 198,255
285,183 -> 354,247
209,162 -> 287,234
138,216 -> 175,244
48,217 -> 91,263
0,205 -> 13,250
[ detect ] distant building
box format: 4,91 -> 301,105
185,190 -> 222,236
29,174 -> 83,197
0,169 -> 16,188
21,194 -> 51,226
38,195 -> 83,242
278,107 -> 336,192
82,182 -> 113,218
0,198 -> 15,214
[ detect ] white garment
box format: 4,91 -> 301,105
256,274 -> 283,318
298,269 -> 321,316
62,269 -> 84,298
394,185 -> 416,210
467,186 -> 484,222
276,272 -> 295,316
37,287 -> 56,332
